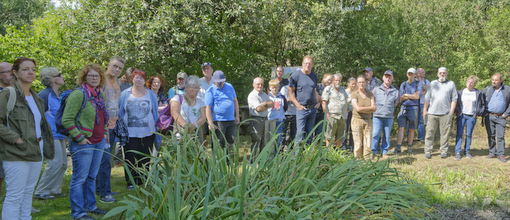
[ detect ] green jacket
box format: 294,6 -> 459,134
62,89 -> 108,143
0,82 -> 55,162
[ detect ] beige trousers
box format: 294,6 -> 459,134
351,117 -> 373,158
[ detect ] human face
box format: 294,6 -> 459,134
416,69 -> 425,80
253,78 -> 264,93
185,84 -> 200,98
276,67 -> 284,78
383,74 -> 393,86
466,79 -> 476,91
202,66 -> 213,78
364,71 -> 373,81
177,77 -> 186,88
214,81 -> 224,89
357,77 -> 366,91
323,76 -> 332,87
269,85 -> 278,95
107,60 -> 124,78
151,77 -> 161,91
0,63 -> 13,86
302,58 -> 314,74
85,69 -> 101,88
348,80 -> 357,91
53,73 -> 65,86
333,76 -> 342,89
491,74 -> 502,89
133,74 -> 146,88
407,72 -> 415,81
437,71 -> 448,82
14,61 -> 36,85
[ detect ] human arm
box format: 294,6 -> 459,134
234,97 -> 240,125
206,105 -> 215,130
62,90 -> 88,143
351,98 -> 376,113
288,86 -> 305,110
315,89 -> 321,109
423,102 -> 429,119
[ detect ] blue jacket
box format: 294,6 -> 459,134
118,87 -> 159,134
38,87 -> 66,139
373,84 -> 399,118
455,89 -> 485,117
482,84 -> 510,116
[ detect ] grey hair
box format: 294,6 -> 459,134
347,77 -> 356,83
333,73 -> 342,79
40,67 -> 59,87
467,75 -> 479,84
110,55 -> 125,64
186,75 -> 200,88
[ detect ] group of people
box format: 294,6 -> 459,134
0,55 -> 509,219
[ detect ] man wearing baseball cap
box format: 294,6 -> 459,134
168,72 -> 188,98
205,71 -> 240,155
364,67 -> 382,92
198,62 -> 214,102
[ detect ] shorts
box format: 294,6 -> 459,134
325,116 -> 346,141
397,108 -> 418,129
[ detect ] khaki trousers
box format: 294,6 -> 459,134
351,117 -> 373,158
424,114 -> 453,154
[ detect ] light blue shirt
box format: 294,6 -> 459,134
488,87 -> 506,114
168,86 -> 185,99
205,83 -> 237,121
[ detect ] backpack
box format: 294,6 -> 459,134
55,87 -> 89,136
5,87 -> 16,129
156,94 -> 183,135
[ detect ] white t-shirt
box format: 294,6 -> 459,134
171,95 -> 205,124
26,95 -> 43,155
461,89 -> 477,115
124,92 -> 155,138
198,77 -> 214,103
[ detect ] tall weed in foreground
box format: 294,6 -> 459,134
106,131 -> 428,219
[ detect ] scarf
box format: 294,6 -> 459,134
81,83 -> 109,125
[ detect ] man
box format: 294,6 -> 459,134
394,68 -> 422,154
205,71 -> 240,155
0,62 -> 13,196
97,55 -> 125,203
483,73 -> 510,163
120,67 -> 134,92
371,71 -> 399,158
288,55 -> 321,146
198,62 -> 214,103
168,72 -> 188,98
315,74 -> 332,137
423,67 -> 457,159
247,77 -> 274,157
275,66 -> 289,88
321,73 -> 349,149
416,68 -> 430,142
364,67 -> 382,92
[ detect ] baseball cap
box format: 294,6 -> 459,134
383,70 -> 393,77
363,67 -> 373,72
407,68 -> 416,74
212,71 -> 226,83
177,72 -> 188,79
201,62 -> 212,68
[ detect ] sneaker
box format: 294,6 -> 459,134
100,195 -> 116,203
487,153 -> 496,158
455,153 -> 461,160
88,208 -> 107,215
498,156 -> 507,163
465,153 -> 473,159
390,148 -> 401,154
127,185 -> 135,190
441,153 -> 447,159
407,147 -> 413,154
31,207 -> 40,213
425,152 -> 431,159
34,194 -> 55,200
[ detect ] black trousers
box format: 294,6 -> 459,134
123,134 -> 155,186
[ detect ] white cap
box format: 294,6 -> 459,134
407,68 -> 416,74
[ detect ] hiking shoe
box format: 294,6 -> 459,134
88,208 -> 107,215
31,207 -> 40,213
100,195 -> 116,203
455,153 -> 461,160
498,156 -> 507,163
465,153 -> 473,159
487,153 -> 496,158
390,148 -> 401,154
425,152 -> 431,159
407,147 -> 413,154
441,153 -> 447,159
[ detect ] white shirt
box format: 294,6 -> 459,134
198,77 -> 214,103
171,95 -> 205,124
461,89 -> 477,115
26,95 -> 43,155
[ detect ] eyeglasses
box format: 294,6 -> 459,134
53,74 -> 61,78
87,75 -> 100,79
0,70 -> 11,74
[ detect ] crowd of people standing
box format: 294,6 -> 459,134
0,55 -> 508,219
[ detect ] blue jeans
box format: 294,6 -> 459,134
96,129 -> 115,197
371,117 -> 393,155
417,104 -> 425,140
455,114 -> 476,154
69,139 -> 106,219
295,107 -> 317,145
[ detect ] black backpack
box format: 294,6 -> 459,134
55,87 -> 88,136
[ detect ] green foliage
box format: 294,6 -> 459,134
0,0 -> 50,35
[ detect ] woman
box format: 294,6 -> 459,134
62,64 -> 109,219
146,75 -> 168,112
0,57 -> 54,219
343,77 -> 357,151
118,69 -> 158,188
351,76 -> 376,159
170,75 -> 206,143
34,67 -> 67,200
454,76 -> 484,160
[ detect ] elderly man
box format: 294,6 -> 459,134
416,68 -> 430,142
394,68 -> 422,154
364,67 -> 382,92
0,62 -> 13,197
423,67 -> 457,159
483,73 -> 510,163
321,73 -> 349,149
248,77 -> 274,157
205,71 -> 240,154
275,66 -> 289,88
168,72 -> 188,98
371,71 -> 399,158
288,55 -> 321,146
315,74 -> 332,137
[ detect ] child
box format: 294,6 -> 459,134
268,79 -> 287,152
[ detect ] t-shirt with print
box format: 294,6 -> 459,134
124,92 -> 156,138
171,95 -> 205,124
268,92 -> 285,121
351,90 -> 374,119
104,77 -> 121,129
461,89 -> 477,115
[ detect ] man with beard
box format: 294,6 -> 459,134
168,72 -> 188,98
321,73 -> 349,149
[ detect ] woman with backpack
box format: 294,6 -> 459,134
0,57 -> 54,219
62,64 -> 109,219
118,69 -> 158,189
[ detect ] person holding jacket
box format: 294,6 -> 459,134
62,64 -> 109,219
454,76 -> 485,160
0,57 -> 54,219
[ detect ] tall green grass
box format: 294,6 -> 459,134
106,128 -> 428,219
